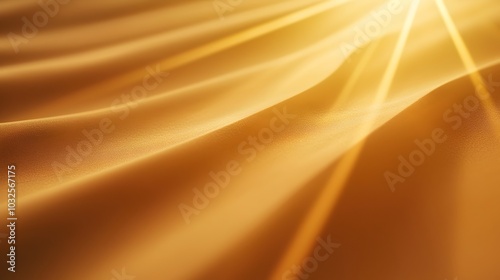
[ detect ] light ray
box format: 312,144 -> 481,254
268,1 -> 421,279
331,39 -> 381,109
43,0 -> 351,112
435,0 -> 500,137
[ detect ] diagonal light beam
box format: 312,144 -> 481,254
435,0 -> 500,136
55,0 -> 351,106
268,1 -> 420,279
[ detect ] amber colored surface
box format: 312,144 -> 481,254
1,0 -> 500,279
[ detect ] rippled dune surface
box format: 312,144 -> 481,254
1,0 -> 500,279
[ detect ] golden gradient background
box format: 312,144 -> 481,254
1,0 -> 500,279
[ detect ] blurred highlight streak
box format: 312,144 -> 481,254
268,1 -> 420,279
0,0 -> 500,279
434,0 -> 500,138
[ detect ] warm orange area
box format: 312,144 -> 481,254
1,0 -> 500,279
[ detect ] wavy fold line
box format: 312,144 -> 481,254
13,35 -> 500,203
14,60 -> 500,280
434,0 -> 500,139
269,1 -> 420,278
0,0 -> 355,122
